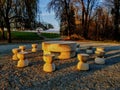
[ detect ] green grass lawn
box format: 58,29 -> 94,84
11,31 -> 60,40
11,31 -> 41,40
0,31 -> 60,41
41,33 -> 60,38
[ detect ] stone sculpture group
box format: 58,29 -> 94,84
12,41 -> 106,72
12,44 -> 38,68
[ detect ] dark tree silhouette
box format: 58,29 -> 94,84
0,0 -> 39,43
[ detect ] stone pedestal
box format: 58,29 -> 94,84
76,44 -> 80,54
95,47 -> 105,57
96,47 -> 104,52
77,62 -> 89,70
95,57 -> 105,64
86,46 -> 93,54
95,47 -> 105,64
12,48 -> 20,60
77,54 -> 89,70
43,54 -> 55,72
76,47 -> 80,53
17,52 -> 29,68
32,44 -> 38,52
19,45 -> 26,52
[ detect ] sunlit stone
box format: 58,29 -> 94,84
42,41 -> 77,59
17,52 -> 29,68
19,45 -> 26,52
77,54 -> 89,70
43,54 -> 55,72
12,48 -> 20,60
96,47 -> 104,52
31,44 -> 38,52
95,47 -> 105,57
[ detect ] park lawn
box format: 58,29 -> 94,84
11,31 -> 41,40
11,31 -> 60,40
41,33 -> 60,38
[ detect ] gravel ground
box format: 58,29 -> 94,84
0,41 -> 120,90
0,43 -> 42,56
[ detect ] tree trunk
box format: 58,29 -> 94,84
0,22 -> 5,40
6,18 -> 12,43
7,27 -> 12,43
114,0 -> 119,41
1,27 -> 5,40
81,0 -> 85,37
84,13 -> 89,39
64,0 -> 71,37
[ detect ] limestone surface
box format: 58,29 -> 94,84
95,57 -> 105,64
42,41 -> 77,59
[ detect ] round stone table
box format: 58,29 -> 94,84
42,41 -> 77,59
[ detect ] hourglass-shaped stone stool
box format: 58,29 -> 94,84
95,47 -> 105,64
95,47 -> 105,57
76,44 -> 80,54
95,57 -> 105,64
86,46 -> 93,54
43,54 -> 55,72
77,54 -> 89,70
17,52 -> 29,68
31,44 -> 38,52
19,45 -> 26,52
12,48 -> 20,60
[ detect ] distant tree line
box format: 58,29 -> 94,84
48,0 -> 120,41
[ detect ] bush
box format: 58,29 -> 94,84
70,34 -> 84,40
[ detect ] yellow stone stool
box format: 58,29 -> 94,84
19,45 -> 26,52
95,47 -> 105,57
12,48 -> 20,60
77,54 -> 89,70
95,51 -> 105,57
17,52 -> 29,68
96,47 -> 104,52
31,44 -> 38,52
43,54 -> 55,72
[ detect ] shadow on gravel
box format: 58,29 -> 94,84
105,46 -> 120,51
55,59 -> 78,71
28,45 -> 120,90
0,44 -> 120,89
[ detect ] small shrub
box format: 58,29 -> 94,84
70,34 -> 84,40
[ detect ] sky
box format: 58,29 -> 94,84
38,0 -> 60,30
38,0 -> 103,30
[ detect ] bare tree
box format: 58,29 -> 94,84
48,0 -> 74,37
0,0 -> 38,43
104,0 -> 120,41
113,0 -> 120,41
94,7 -> 113,40
73,0 -> 99,39
0,12 -> 5,40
